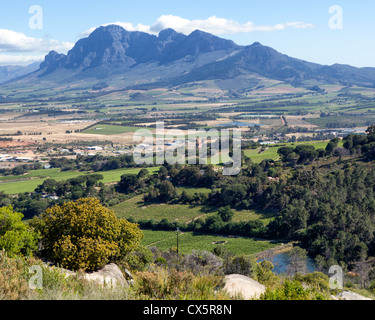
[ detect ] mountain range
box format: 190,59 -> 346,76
5,25 -> 375,91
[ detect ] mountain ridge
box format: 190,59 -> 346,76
5,25 -> 375,90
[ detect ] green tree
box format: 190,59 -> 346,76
137,168 -> 149,179
366,125 -> 375,135
117,174 -> 140,194
221,184 -> 247,207
362,142 -> 375,160
218,206 -> 234,222
277,146 -> 295,161
174,167 -> 202,186
37,178 -> 58,193
158,181 -> 177,202
297,147 -> 318,164
343,138 -> 353,150
158,166 -> 169,180
325,141 -> 336,155
203,215 -> 225,234
223,255 -> 254,276
253,260 -> 280,288
0,206 -> 39,257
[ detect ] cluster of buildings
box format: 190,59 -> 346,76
0,154 -> 33,162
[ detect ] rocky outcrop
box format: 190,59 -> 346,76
82,263 -> 128,287
41,25 -> 238,72
45,262 -> 131,288
223,274 -> 266,300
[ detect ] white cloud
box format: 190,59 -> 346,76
0,54 -> 44,66
82,15 -> 314,37
0,29 -> 74,66
151,15 -> 314,34
0,29 -> 74,53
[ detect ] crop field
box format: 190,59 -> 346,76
0,167 -> 160,194
285,115 -> 318,128
244,147 -> 281,163
83,124 -> 141,135
112,194 -> 218,224
112,191 -> 275,225
141,230 -> 281,255
176,186 -> 213,195
304,114 -> 375,129
231,208 -> 276,225
284,140 -> 332,149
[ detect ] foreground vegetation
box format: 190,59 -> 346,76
0,248 -> 335,301
0,198 -> 340,300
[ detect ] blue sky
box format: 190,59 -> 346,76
0,0 -> 374,67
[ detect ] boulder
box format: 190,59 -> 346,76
46,262 -> 128,288
336,291 -> 372,300
223,274 -> 266,300
83,263 -> 127,287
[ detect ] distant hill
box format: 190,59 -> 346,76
4,25 -> 375,91
0,62 -> 40,84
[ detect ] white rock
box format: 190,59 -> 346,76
224,274 -> 266,300
47,263 -> 128,288
83,263 -> 127,287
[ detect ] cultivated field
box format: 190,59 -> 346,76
83,124 -> 141,135
0,167 -> 160,194
141,230 -> 281,255
112,194 -> 218,224
112,192 -> 275,226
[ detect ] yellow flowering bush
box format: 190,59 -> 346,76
33,198 -> 143,271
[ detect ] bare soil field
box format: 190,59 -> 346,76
0,117 -> 137,146
0,140 -> 35,148
285,115 -> 318,128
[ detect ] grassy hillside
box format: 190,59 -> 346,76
244,140 -> 330,163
